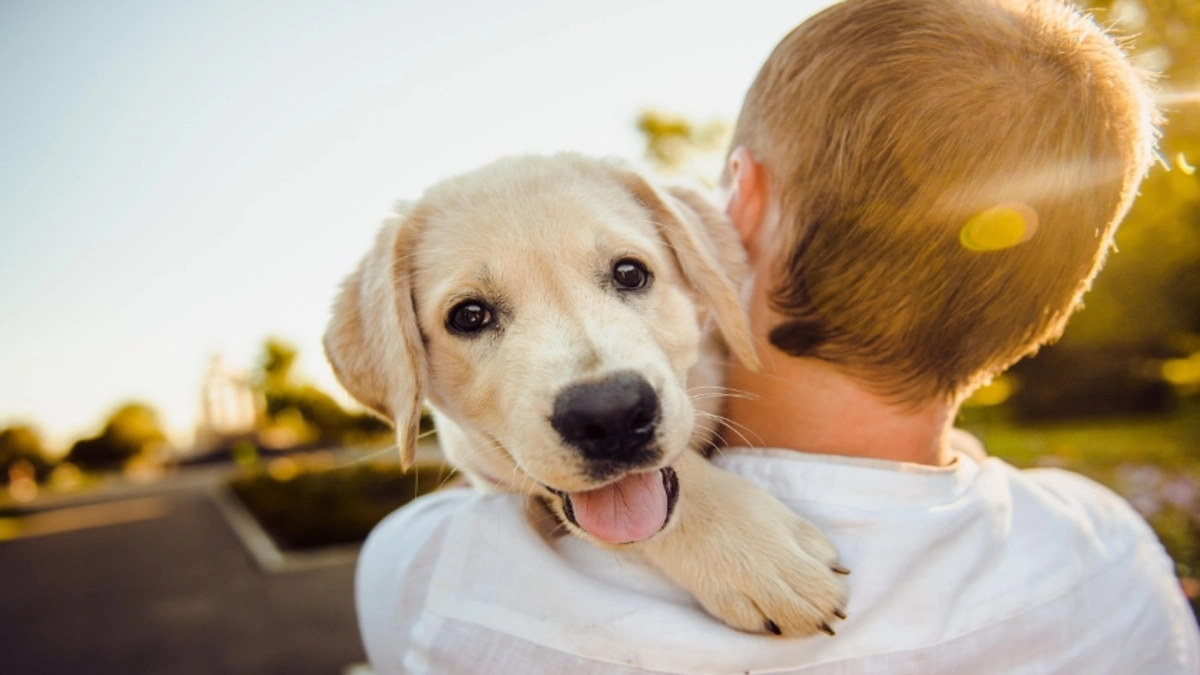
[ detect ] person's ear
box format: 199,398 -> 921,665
724,147 -> 769,259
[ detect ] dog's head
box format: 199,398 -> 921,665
325,154 -> 757,543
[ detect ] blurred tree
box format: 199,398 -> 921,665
0,425 -> 53,483
254,338 -> 389,447
261,337 -> 298,392
637,110 -> 730,182
66,403 -> 166,472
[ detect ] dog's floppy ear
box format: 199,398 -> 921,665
612,169 -> 761,371
324,205 -> 427,469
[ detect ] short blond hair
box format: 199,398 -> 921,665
731,0 -> 1158,403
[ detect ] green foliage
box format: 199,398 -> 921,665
260,337 -> 298,392
636,110 -> 730,181
229,463 -> 453,549
0,425 -> 53,483
1008,344 -> 1175,422
66,403 -> 166,472
254,337 -> 390,446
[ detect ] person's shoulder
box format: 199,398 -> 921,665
983,461 -> 1200,650
968,456 -> 1176,604
1014,465 -> 1200,667
358,486 -> 527,585
356,487 -> 475,615
955,431 -> 1157,564
995,461 -> 1160,556
361,486 -> 478,556
356,487 -> 530,671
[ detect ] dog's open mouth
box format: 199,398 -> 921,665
549,467 -> 679,544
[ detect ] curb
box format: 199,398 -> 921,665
206,485 -> 360,574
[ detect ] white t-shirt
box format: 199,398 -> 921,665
357,432 -> 1200,674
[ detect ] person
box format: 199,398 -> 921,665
356,0 -> 1200,672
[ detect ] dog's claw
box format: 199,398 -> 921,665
764,620 -> 782,636
830,563 -> 851,575
833,608 -> 847,620
819,622 -> 836,636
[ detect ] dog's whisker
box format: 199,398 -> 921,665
696,409 -> 764,449
333,443 -> 401,469
701,437 -> 725,457
433,469 -> 460,491
702,410 -> 765,444
687,384 -> 762,400
691,389 -> 753,398
721,421 -> 765,450
333,422 -> 454,475
713,422 -> 757,450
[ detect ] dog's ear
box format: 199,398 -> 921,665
612,169 -> 761,371
324,206 -> 428,469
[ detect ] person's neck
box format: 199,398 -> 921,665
723,349 -> 958,467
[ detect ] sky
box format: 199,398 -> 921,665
0,0 -> 834,448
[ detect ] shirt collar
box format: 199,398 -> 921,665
710,428 -> 985,511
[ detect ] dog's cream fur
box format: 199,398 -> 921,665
325,154 -> 846,635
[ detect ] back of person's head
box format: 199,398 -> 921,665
730,0 -> 1158,404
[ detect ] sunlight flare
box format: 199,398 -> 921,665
1157,87 -> 1200,108
1176,153 -> 1196,176
960,203 -> 1038,252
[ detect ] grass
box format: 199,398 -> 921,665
960,405 -> 1200,471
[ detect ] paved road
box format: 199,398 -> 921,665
0,485 -> 367,674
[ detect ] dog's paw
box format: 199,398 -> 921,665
638,457 -> 848,637
692,502 -> 848,637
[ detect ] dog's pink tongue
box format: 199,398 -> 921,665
570,471 -> 667,544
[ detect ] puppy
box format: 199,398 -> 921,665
325,153 -> 847,636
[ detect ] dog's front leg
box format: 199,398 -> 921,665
633,450 -> 848,636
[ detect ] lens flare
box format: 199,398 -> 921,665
1176,153 -> 1195,176
1157,87 -> 1200,108
959,202 -> 1038,252
1163,353 -> 1200,387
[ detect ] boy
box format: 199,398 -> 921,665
356,0 -> 1198,671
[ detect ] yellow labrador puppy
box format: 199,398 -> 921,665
325,153 -> 847,636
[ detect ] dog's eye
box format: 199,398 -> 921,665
447,301 -> 494,334
613,259 -> 650,290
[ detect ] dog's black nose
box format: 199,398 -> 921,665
550,371 -> 660,463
